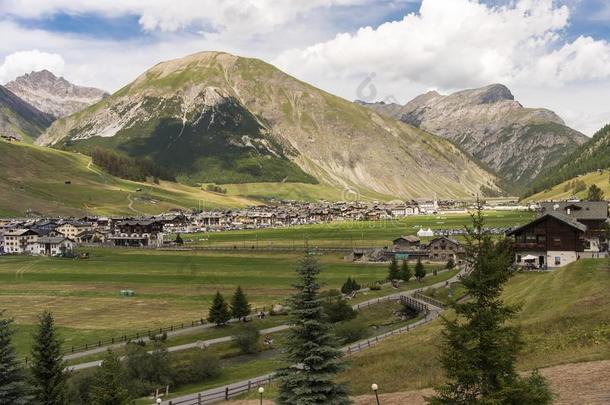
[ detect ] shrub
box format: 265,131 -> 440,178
321,290 -> 357,323
340,277 -> 361,294
233,323 -> 260,354
170,351 -> 221,386
369,283 -> 382,291
334,320 -> 368,344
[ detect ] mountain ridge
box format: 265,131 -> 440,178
38,51 -> 500,199
359,84 -> 588,185
6,70 -> 108,118
0,84 -> 54,143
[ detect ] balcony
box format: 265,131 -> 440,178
512,242 -> 545,251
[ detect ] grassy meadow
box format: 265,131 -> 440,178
525,169 -> 610,201
0,140 -> 254,217
338,258 -> 610,395
0,248 -> 446,355
185,210 -> 534,248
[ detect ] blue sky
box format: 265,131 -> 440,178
1,0 -> 610,134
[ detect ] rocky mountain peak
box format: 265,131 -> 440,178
5,70 -> 108,118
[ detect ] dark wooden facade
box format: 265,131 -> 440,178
509,215 -> 584,253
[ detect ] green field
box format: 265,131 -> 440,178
0,248 -> 430,355
338,258 -> 610,395
0,140 -> 254,217
184,210 -> 534,248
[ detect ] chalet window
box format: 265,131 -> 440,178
553,237 -> 561,244
554,256 -> 561,266
537,235 -> 546,243
525,234 -> 537,242
516,255 -> 521,263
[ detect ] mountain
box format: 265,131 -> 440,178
6,70 -> 108,118
526,123 -> 610,197
359,84 -> 588,185
37,51 -> 499,199
0,84 -> 54,143
0,139 -> 253,217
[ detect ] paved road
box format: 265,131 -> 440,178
154,274 -> 460,405
67,268 -> 464,372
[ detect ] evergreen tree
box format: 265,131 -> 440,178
399,260 -> 412,282
387,257 -> 400,281
446,257 -> 455,270
175,233 -> 184,246
350,278 -> 361,292
90,350 -> 132,405
0,311 -> 30,405
230,286 -> 251,320
415,258 -> 426,280
427,204 -> 552,405
586,184 -> 605,201
30,311 -> 67,405
341,277 -> 353,294
275,255 -> 351,405
208,291 -> 231,326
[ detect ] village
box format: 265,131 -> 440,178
1,198 -> 607,269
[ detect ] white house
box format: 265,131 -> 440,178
3,229 -> 39,254
34,237 -> 75,256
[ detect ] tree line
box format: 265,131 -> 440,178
90,147 -> 175,182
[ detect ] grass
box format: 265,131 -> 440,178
338,258 -> 610,395
0,140 -> 255,216
1,249 -> 398,356
526,169 -> 610,201
184,211 -> 534,248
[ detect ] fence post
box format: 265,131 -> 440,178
225,387 -> 229,400
198,393 -> 202,405
248,381 -> 251,390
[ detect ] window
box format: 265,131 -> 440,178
554,256 -> 561,266
517,255 -> 522,263
553,237 -> 561,244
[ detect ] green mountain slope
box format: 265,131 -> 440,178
38,51 -> 499,199
0,140 -> 254,217
527,124 -> 610,196
0,85 -> 54,143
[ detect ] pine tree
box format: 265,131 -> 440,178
30,311 -> 67,405
275,255 -> 351,405
586,184 -> 605,201
446,257 -> 455,270
208,291 -> 231,326
175,233 -> 184,245
90,350 -> 132,405
341,277 -> 353,294
0,311 -> 30,405
415,258 -> 426,280
387,257 -> 400,281
399,260 -> 412,282
427,203 -> 552,404
230,286 -> 251,320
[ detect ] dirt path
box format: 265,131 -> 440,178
226,360 -> 610,405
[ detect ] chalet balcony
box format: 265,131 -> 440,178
512,242 -> 545,251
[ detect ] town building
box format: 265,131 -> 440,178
34,237 -> 75,256
427,236 -> 464,263
3,228 -> 40,254
392,235 -> 421,251
107,220 -> 164,247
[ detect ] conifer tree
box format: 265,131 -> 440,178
415,258 -> 426,280
90,350 -> 132,405
427,204 -> 552,404
0,311 -> 30,405
399,260 -> 412,282
387,257 -> 400,281
230,286 -> 251,320
208,291 -> 231,326
275,255 -> 351,405
586,184 -> 605,201
30,311 -> 67,405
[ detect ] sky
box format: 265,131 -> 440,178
1,0 -> 610,135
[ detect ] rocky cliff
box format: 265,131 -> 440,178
0,85 -> 54,143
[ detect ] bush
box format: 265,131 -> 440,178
233,323 -> 260,354
369,283 -> 382,291
123,342 -> 171,397
334,320 -> 368,344
340,277 -> 361,294
170,351 -> 221,386
66,369 -> 97,405
321,290 -> 357,323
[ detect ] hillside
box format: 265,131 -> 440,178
525,169 -> 610,202
339,258 -> 610,395
527,124 -> 610,197
38,51 -> 499,199
359,84 -> 588,185
0,139 -> 254,217
0,85 -> 54,143
6,70 -> 108,118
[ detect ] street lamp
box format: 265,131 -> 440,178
372,383 -> 380,405
258,386 -> 265,405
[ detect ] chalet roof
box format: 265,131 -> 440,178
540,201 -> 608,221
38,236 -> 71,244
506,212 -> 587,236
117,220 -> 160,226
5,228 -> 39,236
428,236 -> 461,246
393,235 -> 420,243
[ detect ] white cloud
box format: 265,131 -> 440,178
0,49 -> 65,83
